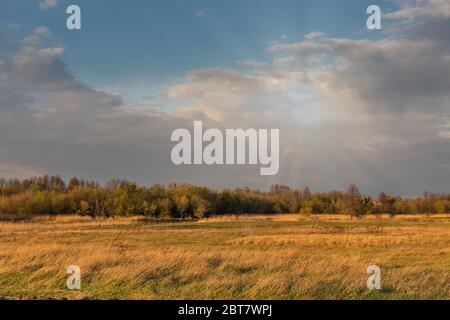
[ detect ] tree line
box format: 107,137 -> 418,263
0,175 -> 449,220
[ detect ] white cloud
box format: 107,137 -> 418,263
166,68 -> 261,99
385,0 -> 450,20
39,0 -> 58,11
22,26 -> 51,46
304,31 -> 325,40
438,131 -> 450,139
267,40 -> 331,56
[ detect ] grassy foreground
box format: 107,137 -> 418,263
0,214 -> 448,300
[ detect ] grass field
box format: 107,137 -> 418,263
0,214 -> 448,300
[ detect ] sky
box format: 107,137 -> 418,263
0,0 -> 449,196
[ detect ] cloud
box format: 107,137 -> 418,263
267,40 -> 331,56
0,162 -> 43,179
267,18 -> 450,113
267,39 -> 333,68
39,0 -> 58,11
385,0 -> 450,20
166,68 -> 261,99
0,2 -> 449,195
0,29 -> 191,184
0,45 -> 86,93
159,1 -> 450,194
304,32 -> 325,40
22,26 -> 51,46
438,131 -> 450,139
315,37 -> 450,112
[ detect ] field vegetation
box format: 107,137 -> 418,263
0,214 -> 448,300
1,175 -> 449,220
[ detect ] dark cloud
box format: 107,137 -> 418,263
0,47 -> 88,93
324,37 -> 450,112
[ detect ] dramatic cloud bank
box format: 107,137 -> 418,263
0,0 -> 449,195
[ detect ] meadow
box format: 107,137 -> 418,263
0,214 -> 448,300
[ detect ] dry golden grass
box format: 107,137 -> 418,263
0,214 -> 448,300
